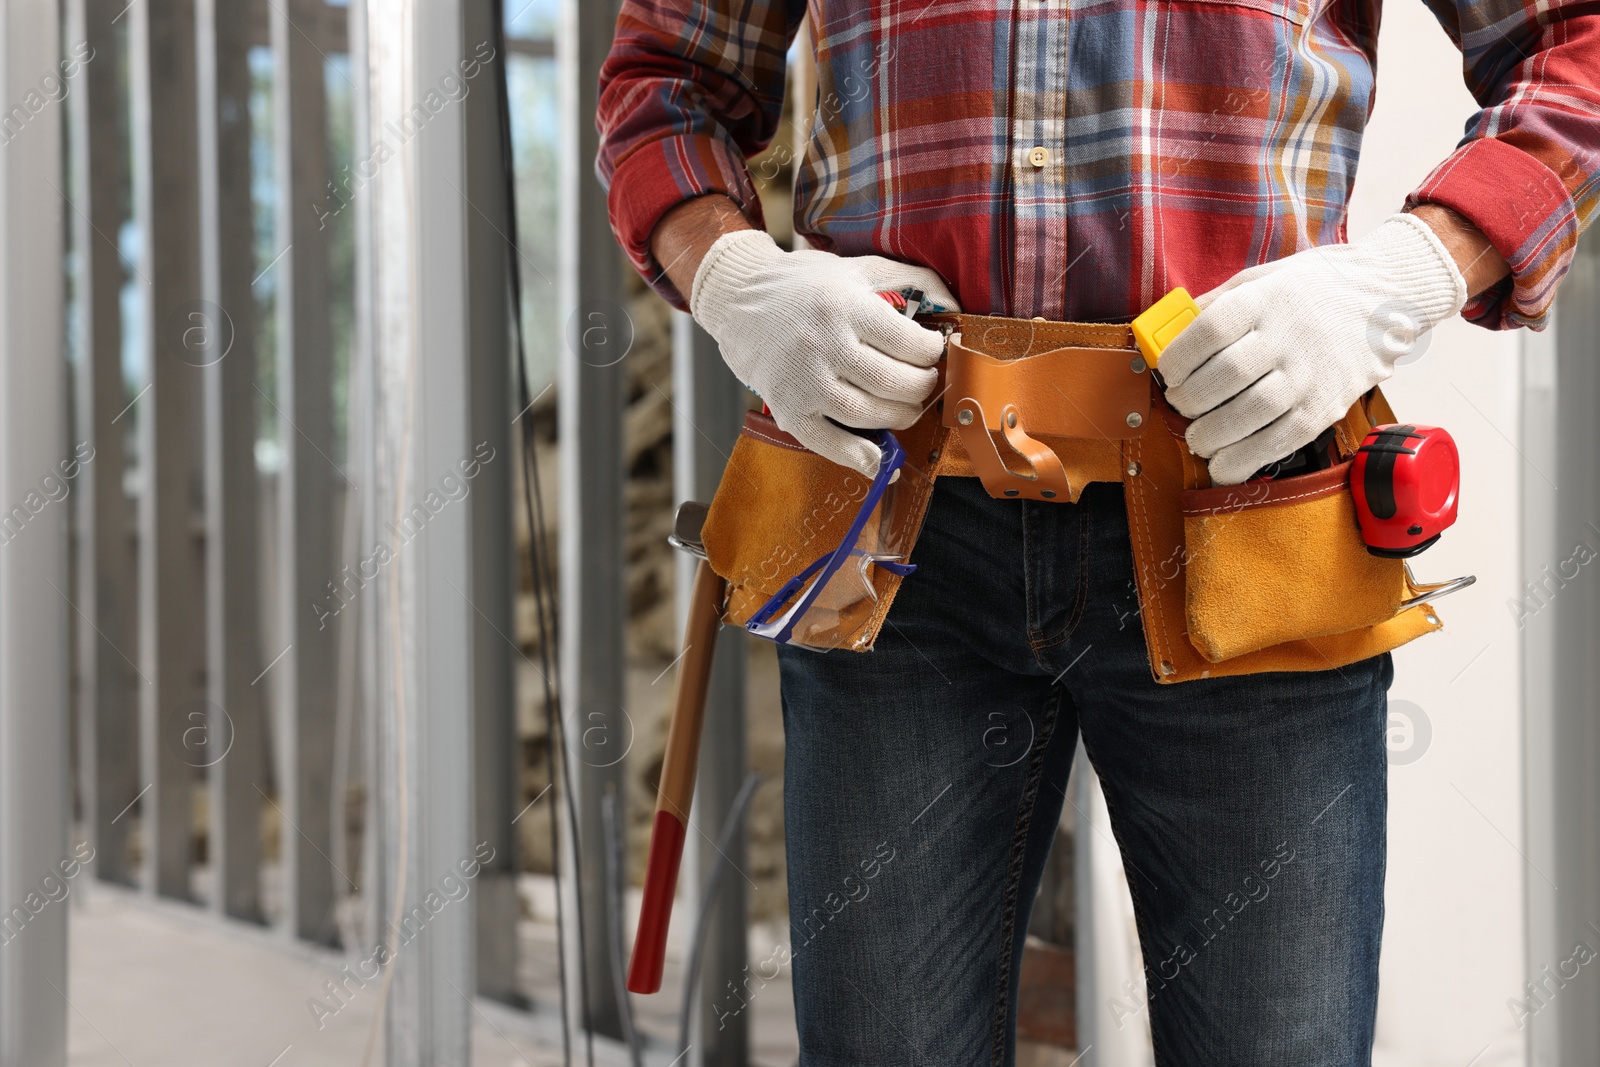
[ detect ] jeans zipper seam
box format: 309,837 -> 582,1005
1030,501 -> 1091,656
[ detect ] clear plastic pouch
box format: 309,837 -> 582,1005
700,410 -> 941,652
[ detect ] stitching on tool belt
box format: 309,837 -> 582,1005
1125,437 -> 1173,671
1180,461 -> 1351,516
742,425 -> 806,452
1183,481 -> 1346,516
924,313 -> 1134,351
1129,450 -> 1170,668
1180,445 -> 1203,488
1157,393 -> 1192,440
740,415 -> 808,452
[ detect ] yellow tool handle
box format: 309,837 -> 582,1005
1130,287 -> 1201,367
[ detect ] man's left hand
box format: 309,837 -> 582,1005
1159,213 -> 1468,485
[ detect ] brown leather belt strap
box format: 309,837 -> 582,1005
936,325 -> 1151,502
922,312 -> 1136,354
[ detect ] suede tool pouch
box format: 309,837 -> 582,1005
1178,460 -> 1406,663
699,409 -> 943,651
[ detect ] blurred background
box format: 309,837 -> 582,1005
0,1 -> 1595,1065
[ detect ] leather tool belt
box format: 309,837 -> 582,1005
928,313 -> 1148,503
699,309 -> 1450,683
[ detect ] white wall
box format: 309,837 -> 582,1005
1347,6 -> 1527,1065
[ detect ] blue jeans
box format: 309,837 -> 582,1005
778,475 -> 1392,1066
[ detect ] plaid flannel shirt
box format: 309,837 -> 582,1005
596,0 -> 1599,330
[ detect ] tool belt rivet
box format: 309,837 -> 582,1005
957,407 -> 975,426
1126,461 -> 1141,477
1041,490 -> 1056,499
1126,412 -> 1144,429
1005,411 -> 1018,429
1159,660 -> 1176,676
1131,357 -> 1148,374
928,448 -> 941,463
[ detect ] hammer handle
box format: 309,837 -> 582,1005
626,559 -> 725,994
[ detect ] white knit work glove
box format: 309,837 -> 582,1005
1159,213 -> 1468,485
689,228 -> 959,475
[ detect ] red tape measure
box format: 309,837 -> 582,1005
1350,424 -> 1460,558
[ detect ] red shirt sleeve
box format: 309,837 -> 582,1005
1407,1 -> 1600,330
595,0 -> 806,310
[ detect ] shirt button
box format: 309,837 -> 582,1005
1028,145 -> 1049,168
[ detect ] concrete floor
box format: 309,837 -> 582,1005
65,879 -> 1071,1067
67,885 -> 571,1067
65,878 -> 801,1067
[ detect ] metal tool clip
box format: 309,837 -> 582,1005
667,501 -> 710,559
1399,563 -> 1476,609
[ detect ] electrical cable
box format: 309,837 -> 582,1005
492,5 -> 595,1065
602,789 -> 644,1067
676,773 -> 763,1059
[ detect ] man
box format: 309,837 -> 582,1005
597,2 -> 1598,1063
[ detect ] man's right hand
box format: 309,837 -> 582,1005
649,195 -> 958,475
688,228 -> 959,474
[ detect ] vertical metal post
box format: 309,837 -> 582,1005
197,0 -> 266,924
672,313 -> 750,1067
1523,243 -> 1600,1065
461,0 -> 520,1005
129,0 -> 205,902
66,0 -> 138,888
365,2 -> 478,1060
347,0 -> 384,958
1520,310 -> 1560,1067
272,0 -> 339,946
1558,247 -> 1600,1055
558,0 -> 626,1039
0,2 -> 68,1062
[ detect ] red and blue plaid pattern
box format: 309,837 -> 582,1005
596,0 -> 1599,330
